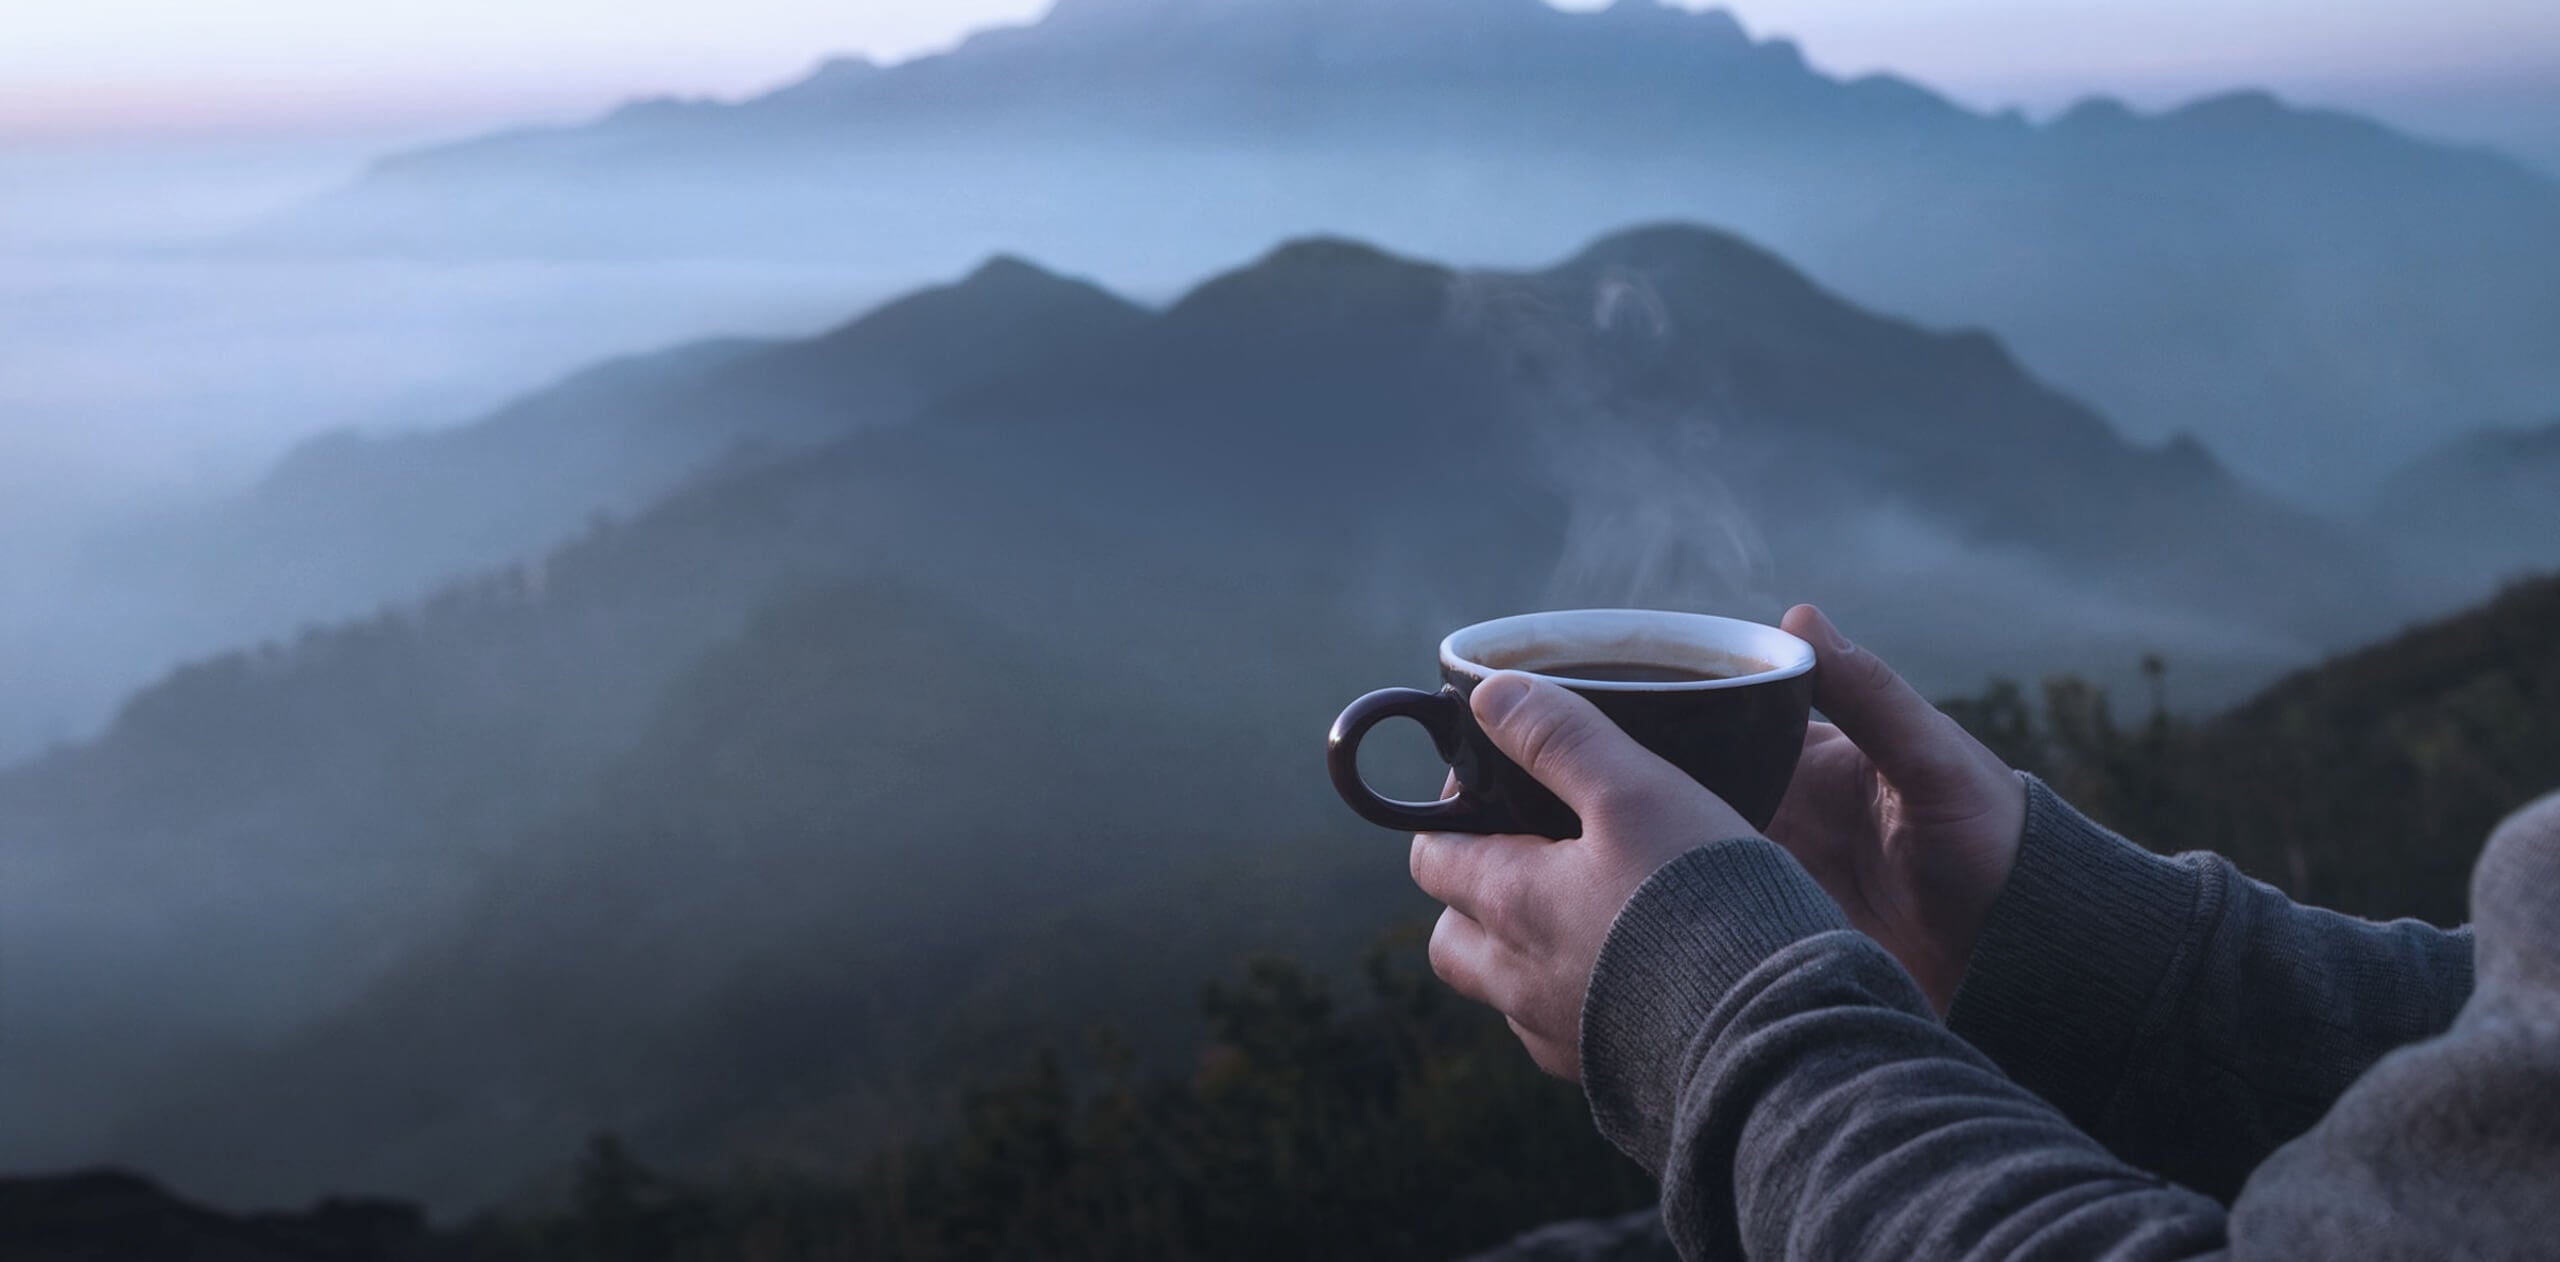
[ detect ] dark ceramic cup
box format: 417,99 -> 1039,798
1328,610 -> 1816,838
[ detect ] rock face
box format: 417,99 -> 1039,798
1459,1208 -> 1675,1262
0,1170 -> 441,1261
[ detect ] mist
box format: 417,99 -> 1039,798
0,140 -> 909,759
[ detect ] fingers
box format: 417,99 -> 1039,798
1410,829 -> 1552,925
1436,912 -> 1579,1080
1783,605 -> 1979,788
1428,906 -> 1525,1010
1467,672 -> 1692,823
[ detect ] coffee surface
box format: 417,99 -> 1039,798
1527,660 -> 1736,684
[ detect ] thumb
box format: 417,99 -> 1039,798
1470,672 -> 1692,822
1783,605 -> 1974,788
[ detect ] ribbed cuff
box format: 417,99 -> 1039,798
1944,774 -> 2209,1129
1579,837 -> 1851,1172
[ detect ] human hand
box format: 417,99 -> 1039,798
1765,605 -> 2027,1013
1409,671 -> 1755,1081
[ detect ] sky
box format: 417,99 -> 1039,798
3,0 -> 2556,159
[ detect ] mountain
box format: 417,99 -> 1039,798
2145,572 -> 2560,927
86,257 -> 1145,682
2367,419 -> 2560,584
1953,570 -> 2560,932
0,1171 -> 442,1262
2,224 -> 2443,1208
250,0 -> 2560,502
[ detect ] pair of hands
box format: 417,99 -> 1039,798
1410,605 -> 2026,1080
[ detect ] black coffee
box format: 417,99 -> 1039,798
1529,660 -> 1738,684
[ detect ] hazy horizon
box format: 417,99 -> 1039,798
6,0 -> 2556,171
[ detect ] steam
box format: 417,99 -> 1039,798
1448,266 -> 1775,618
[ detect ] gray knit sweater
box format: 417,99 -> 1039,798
1579,776 -> 2557,1260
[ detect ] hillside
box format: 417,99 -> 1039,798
2368,419 -> 2560,584
1966,572 -> 2560,928
22,573 -> 2552,1259
251,0 -> 2560,500
0,224 -> 2454,1207
2156,573 -> 2560,925
0,1172 -> 446,1262
85,258 -> 1146,688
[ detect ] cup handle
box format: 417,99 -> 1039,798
1327,687 -> 1502,834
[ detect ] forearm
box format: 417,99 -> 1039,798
1946,777 -> 2474,1198
1582,835 -> 2542,1262
1583,841 -> 2231,1261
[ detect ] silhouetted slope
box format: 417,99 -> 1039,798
0,1171 -> 439,1262
3,226 -> 2441,1208
2169,573 -> 2560,925
253,0 -> 2560,499
106,578 -> 1426,1210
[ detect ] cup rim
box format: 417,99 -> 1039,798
1440,609 -> 1816,693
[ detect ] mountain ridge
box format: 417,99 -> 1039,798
252,0 -> 2560,504
2367,418 -> 2560,584
81,253 -> 1145,713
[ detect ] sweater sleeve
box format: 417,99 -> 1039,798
1578,830 -> 2553,1262
1945,777 -> 2476,1200
1581,839 -> 2234,1262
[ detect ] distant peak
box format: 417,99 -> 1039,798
1040,0 -> 1726,37
961,254 -> 1063,288
2179,89 -> 2287,116
805,55 -> 881,81
1043,0 -> 1227,24
797,254 -> 1139,352
1604,1 -> 1748,38
2053,96 -> 2138,130
2166,89 -> 2297,129
1599,0 -> 1685,20
912,253 -> 1139,317
749,54 -> 887,110
1253,236 -> 1417,273
1169,235 -> 1452,324
1169,237 -> 1448,297
1570,222 -> 1785,274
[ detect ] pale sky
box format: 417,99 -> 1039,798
3,0 -> 2556,152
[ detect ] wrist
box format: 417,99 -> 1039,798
1943,775 -> 2213,1127
1579,836 -> 1850,1171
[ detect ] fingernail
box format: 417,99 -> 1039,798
1474,672 -> 1535,727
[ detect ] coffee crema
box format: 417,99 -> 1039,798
1518,660 -> 1740,684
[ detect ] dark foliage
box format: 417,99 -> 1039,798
1951,574 -> 2560,925
0,1171 -> 446,1262
457,939 -> 1650,1262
